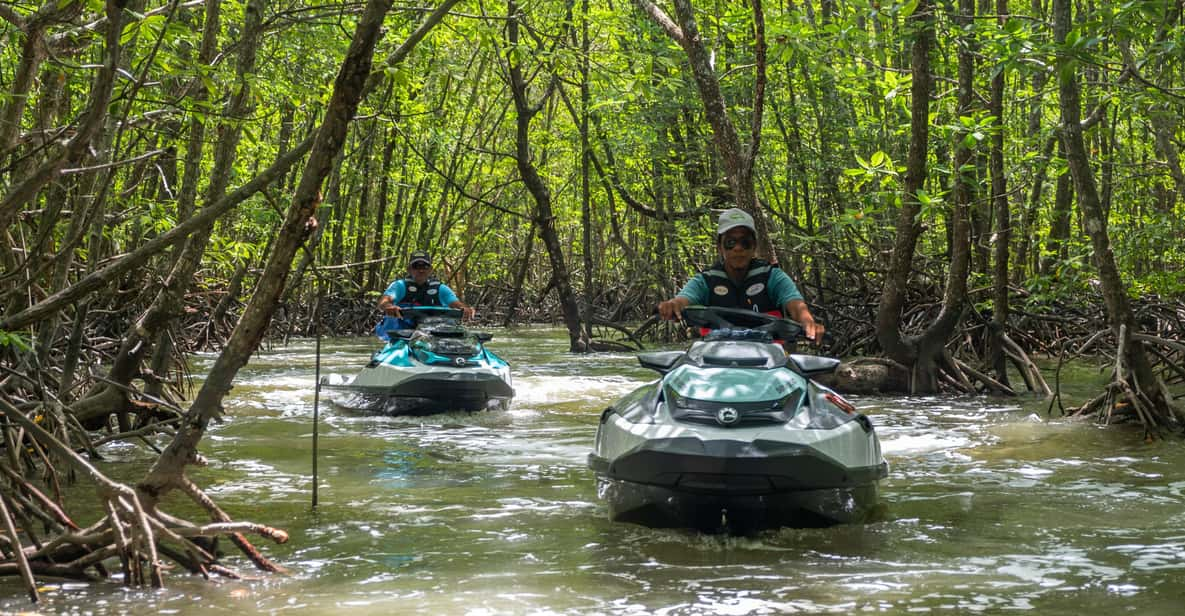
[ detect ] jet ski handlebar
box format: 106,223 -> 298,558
680,306 -> 805,340
400,306 -> 465,323
392,306 -> 496,342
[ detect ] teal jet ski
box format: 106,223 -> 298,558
323,306 -> 513,415
589,306 -> 888,531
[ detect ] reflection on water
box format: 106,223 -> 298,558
4,327 -> 1184,614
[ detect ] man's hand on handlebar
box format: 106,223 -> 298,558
801,319 -> 825,346
657,297 -> 689,321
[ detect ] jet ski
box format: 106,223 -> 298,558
588,306 -> 888,531
322,306 -> 513,415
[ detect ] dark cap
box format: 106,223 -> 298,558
409,250 -> 432,266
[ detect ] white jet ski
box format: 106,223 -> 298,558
589,306 -> 887,530
322,306 -> 513,415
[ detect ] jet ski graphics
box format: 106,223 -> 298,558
589,306 -> 888,531
322,306 -> 513,415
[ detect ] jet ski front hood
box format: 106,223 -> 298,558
663,363 -> 807,404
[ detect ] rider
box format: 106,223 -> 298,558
657,207 -> 825,344
375,250 -> 475,339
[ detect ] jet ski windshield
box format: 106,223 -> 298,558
419,334 -> 480,358
401,324 -> 483,363
414,315 -> 461,330
703,328 -> 774,343
686,340 -> 786,370
403,306 -> 465,330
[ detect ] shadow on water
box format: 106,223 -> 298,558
4,328 -> 1185,614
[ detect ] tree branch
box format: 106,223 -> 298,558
631,0 -> 684,43
0,135 -> 314,331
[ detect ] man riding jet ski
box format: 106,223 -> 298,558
323,249 -> 512,415
374,249 -> 475,338
589,306 -> 887,530
595,207 -> 882,530
658,207 -> 826,345
323,305 -> 513,415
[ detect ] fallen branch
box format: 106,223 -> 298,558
951,356 -> 1016,396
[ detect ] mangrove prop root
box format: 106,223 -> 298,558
1059,325 -> 1185,437
178,477 -> 289,573
0,492 -> 39,603
1,395 -> 290,587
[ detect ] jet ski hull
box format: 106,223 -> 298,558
594,476 -> 881,530
325,369 -> 514,415
589,433 -> 887,529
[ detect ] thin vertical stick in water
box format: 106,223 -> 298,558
312,291 -> 322,509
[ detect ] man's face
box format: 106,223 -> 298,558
409,262 -> 431,283
719,228 -> 756,270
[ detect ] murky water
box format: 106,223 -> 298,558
4,328 -> 1184,614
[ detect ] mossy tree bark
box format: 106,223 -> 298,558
1053,0 -> 1183,434
874,0 -> 973,394
505,0 -> 589,352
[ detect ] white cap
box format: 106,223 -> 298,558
716,207 -> 756,236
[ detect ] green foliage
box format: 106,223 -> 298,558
845,151 -> 901,191
1022,252 -> 1095,304
0,331 -> 31,352
3,0 -> 1183,335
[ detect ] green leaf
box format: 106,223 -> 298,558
0,330 -> 30,352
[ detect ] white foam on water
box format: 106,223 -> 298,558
512,374 -> 645,406
880,431 -> 972,456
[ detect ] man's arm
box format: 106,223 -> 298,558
449,299 -> 475,320
783,299 -> 824,345
378,281 -> 405,315
769,269 -> 823,344
658,295 -> 691,321
658,276 -> 706,320
439,284 -> 475,319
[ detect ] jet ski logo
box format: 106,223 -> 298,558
453,357 -> 467,366
716,406 -> 740,426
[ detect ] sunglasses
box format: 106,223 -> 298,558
722,237 -> 754,250
411,263 -> 430,270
